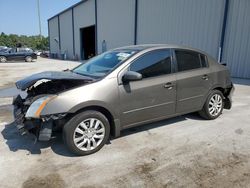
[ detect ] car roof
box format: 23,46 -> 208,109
114,44 -> 209,56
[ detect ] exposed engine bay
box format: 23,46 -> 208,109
27,79 -> 85,97
13,71 -> 95,141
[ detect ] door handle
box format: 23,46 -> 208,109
202,74 -> 209,80
164,82 -> 173,89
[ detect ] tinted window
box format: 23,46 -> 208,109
200,54 -> 208,67
130,49 -> 172,78
10,48 -> 16,53
19,50 -> 27,53
175,50 -> 201,72
18,48 -> 33,53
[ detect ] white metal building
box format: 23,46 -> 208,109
48,0 -> 250,78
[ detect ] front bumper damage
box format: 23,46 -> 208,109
12,70 -> 91,142
13,95 -> 66,141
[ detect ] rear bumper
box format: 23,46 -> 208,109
224,84 -> 235,109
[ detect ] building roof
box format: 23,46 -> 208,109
48,0 -> 89,21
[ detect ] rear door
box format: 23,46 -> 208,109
174,50 -> 212,113
119,49 -> 176,127
15,49 -> 27,60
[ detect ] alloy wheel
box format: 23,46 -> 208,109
208,94 -> 223,116
73,118 -> 105,151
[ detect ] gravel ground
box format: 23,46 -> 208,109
0,57 -> 79,89
0,57 -> 250,188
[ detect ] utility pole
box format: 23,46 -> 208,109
37,0 -> 42,39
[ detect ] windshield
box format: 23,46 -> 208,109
73,50 -> 138,78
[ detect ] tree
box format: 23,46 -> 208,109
0,33 -> 48,50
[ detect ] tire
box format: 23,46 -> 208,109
25,56 -> 33,62
199,90 -> 224,120
0,56 -> 7,63
63,110 -> 110,156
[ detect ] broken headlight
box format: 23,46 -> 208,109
25,95 -> 57,118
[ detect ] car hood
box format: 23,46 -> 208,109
16,71 -> 94,90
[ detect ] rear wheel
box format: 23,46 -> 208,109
25,56 -> 33,62
199,90 -> 224,120
0,56 -> 7,63
63,110 -> 110,156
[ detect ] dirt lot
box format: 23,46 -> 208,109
0,57 -> 250,188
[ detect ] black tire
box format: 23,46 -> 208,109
63,110 -> 110,156
0,56 -> 7,63
25,56 -> 33,62
199,90 -> 224,120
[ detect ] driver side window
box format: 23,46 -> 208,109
130,49 -> 172,78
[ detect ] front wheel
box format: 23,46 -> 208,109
0,56 -> 7,63
199,90 -> 224,120
63,110 -> 110,156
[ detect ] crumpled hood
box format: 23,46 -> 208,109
16,71 -> 93,90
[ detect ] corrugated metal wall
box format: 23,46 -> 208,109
222,0 -> 250,78
48,0 -> 250,78
48,17 -> 60,54
96,0 -> 135,54
73,0 -> 95,59
136,0 -> 225,59
59,10 -> 74,59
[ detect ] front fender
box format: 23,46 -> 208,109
40,96 -> 119,119
40,78 -> 120,119
68,100 -> 119,119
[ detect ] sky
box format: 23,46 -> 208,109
0,0 -> 81,36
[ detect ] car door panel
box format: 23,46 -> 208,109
119,75 -> 176,127
7,48 -> 23,61
174,50 -> 212,113
176,68 -> 211,113
118,49 -> 176,127
7,49 -> 16,60
15,52 -> 25,60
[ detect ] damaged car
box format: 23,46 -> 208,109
13,44 -> 234,156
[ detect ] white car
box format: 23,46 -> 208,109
34,50 -> 42,56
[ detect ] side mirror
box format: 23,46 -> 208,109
122,71 -> 142,83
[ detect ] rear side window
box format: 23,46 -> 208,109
175,50 -> 201,72
130,49 -> 172,78
200,54 -> 208,67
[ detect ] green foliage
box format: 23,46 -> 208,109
0,32 -> 49,50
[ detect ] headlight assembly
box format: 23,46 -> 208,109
25,95 -> 57,118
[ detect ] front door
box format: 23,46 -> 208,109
174,50 -> 212,113
7,48 -> 18,61
119,49 -> 176,127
